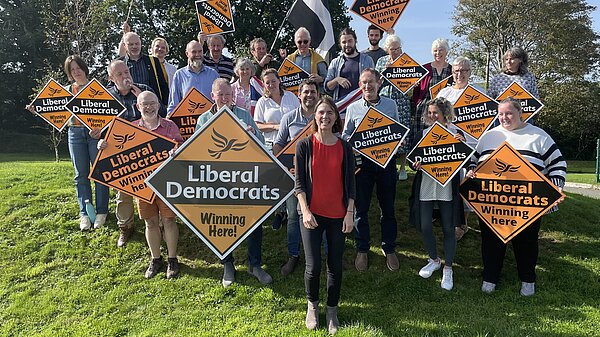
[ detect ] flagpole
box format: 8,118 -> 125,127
269,0 -> 299,54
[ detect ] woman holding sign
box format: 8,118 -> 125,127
487,47 -> 539,100
409,97 -> 465,291
467,97 -> 566,296
295,97 -> 355,335
375,34 -> 412,181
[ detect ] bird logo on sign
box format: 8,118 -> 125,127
463,93 -> 480,104
430,132 -> 448,145
367,116 -> 383,128
509,88 -> 524,97
188,100 -> 206,113
48,87 -> 62,96
88,87 -> 104,98
113,133 -> 136,150
208,129 -> 249,159
493,158 -> 520,177
283,65 -> 295,74
203,22 -> 215,33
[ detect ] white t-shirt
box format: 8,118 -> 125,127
254,90 -> 300,143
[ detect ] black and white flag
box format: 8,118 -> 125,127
287,0 -> 335,60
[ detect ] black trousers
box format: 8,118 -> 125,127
480,217 -> 541,284
300,213 -> 345,307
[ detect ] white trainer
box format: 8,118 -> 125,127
79,215 -> 92,231
441,267 -> 453,290
94,214 -> 107,229
419,258 -> 441,278
520,282 -> 535,296
481,281 -> 496,293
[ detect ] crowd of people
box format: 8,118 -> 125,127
29,22 -> 567,335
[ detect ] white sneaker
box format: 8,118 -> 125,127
481,281 -> 496,293
520,282 -> 535,296
419,258 -> 441,278
94,213 -> 107,229
398,169 -> 408,181
79,215 -> 92,231
441,267 -> 453,290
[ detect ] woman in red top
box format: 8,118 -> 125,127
294,96 -> 355,335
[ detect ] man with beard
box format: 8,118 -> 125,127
118,29 -> 169,106
194,78 -> 271,288
325,27 -> 374,101
272,80 -> 319,276
362,25 -> 388,65
250,37 -> 280,77
167,40 -> 219,114
104,60 -> 164,247
342,68 -> 401,272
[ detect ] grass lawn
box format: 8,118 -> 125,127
1,154 -> 599,336
566,161 -> 599,186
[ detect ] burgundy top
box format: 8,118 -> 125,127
133,117 -> 184,145
309,135 -> 345,218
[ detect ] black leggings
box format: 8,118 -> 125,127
300,213 -> 345,307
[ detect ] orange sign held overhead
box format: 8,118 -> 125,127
429,75 -> 453,100
196,0 -> 235,35
276,123 -> 315,172
350,0 -> 411,32
407,122 -> 474,187
349,107 -> 409,168
29,79 -> 73,131
495,81 -> 544,123
65,79 -> 126,133
146,106 -> 295,260
381,53 -> 428,94
278,59 -> 310,96
459,142 -> 564,243
452,85 -> 498,140
89,118 -> 177,203
167,87 -> 212,141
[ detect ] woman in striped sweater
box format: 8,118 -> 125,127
466,97 -> 566,296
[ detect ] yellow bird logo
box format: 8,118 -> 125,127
187,100 -> 206,113
88,87 -> 104,98
367,116 -> 383,128
493,158 -> 520,177
208,129 -> 248,159
113,133 -> 136,150
430,132 -> 448,145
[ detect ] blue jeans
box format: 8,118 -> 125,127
286,195 -> 301,256
354,158 -> 397,254
221,225 -> 263,267
68,126 -> 109,216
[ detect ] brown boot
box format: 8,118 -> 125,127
305,300 -> 319,330
326,305 -> 339,335
117,227 -> 133,247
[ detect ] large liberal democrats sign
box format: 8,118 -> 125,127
146,106 -> 295,259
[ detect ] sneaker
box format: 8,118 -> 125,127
441,267 -> 453,290
481,281 -> 496,293
117,227 -> 133,248
271,212 -> 285,230
144,257 -> 163,279
398,169 -> 408,181
281,255 -> 299,276
166,257 -> 180,279
419,258 -> 441,278
222,262 -> 236,288
355,252 -> 368,272
79,215 -> 92,231
383,249 -> 399,271
520,282 -> 535,296
248,265 -> 273,285
93,213 -> 107,229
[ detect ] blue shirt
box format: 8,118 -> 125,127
342,96 -> 399,141
167,65 -> 219,114
195,105 -> 265,144
274,108 -> 314,148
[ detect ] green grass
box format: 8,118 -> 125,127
566,161 -> 599,185
1,156 -> 599,336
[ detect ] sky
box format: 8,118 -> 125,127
344,0 -> 600,66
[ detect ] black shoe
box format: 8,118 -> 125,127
281,255 -> 299,277
271,212 -> 285,230
145,257 -> 163,279
166,257 -> 180,279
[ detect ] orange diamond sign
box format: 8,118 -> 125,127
452,85 -> 498,140
146,106 -> 295,259
29,79 -> 73,131
278,59 -> 310,96
381,53 -> 429,94
349,107 -> 409,168
429,75 -> 453,100
276,123 -> 315,172
407,122 -> 474,187
459,142 -> 564,243
495,81 -> 544,123
350,0 -> 411,32
65,78 -> 126,133
167,87 -> 212,141
196,0 -> 235,35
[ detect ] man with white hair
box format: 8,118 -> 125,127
198,33 -> 235,81
167,40 -> 219,114
286,27 -> 327,87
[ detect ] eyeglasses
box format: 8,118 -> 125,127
453,69 -> 471,74
296,40 -> 309,45
139,102 -> 158,108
